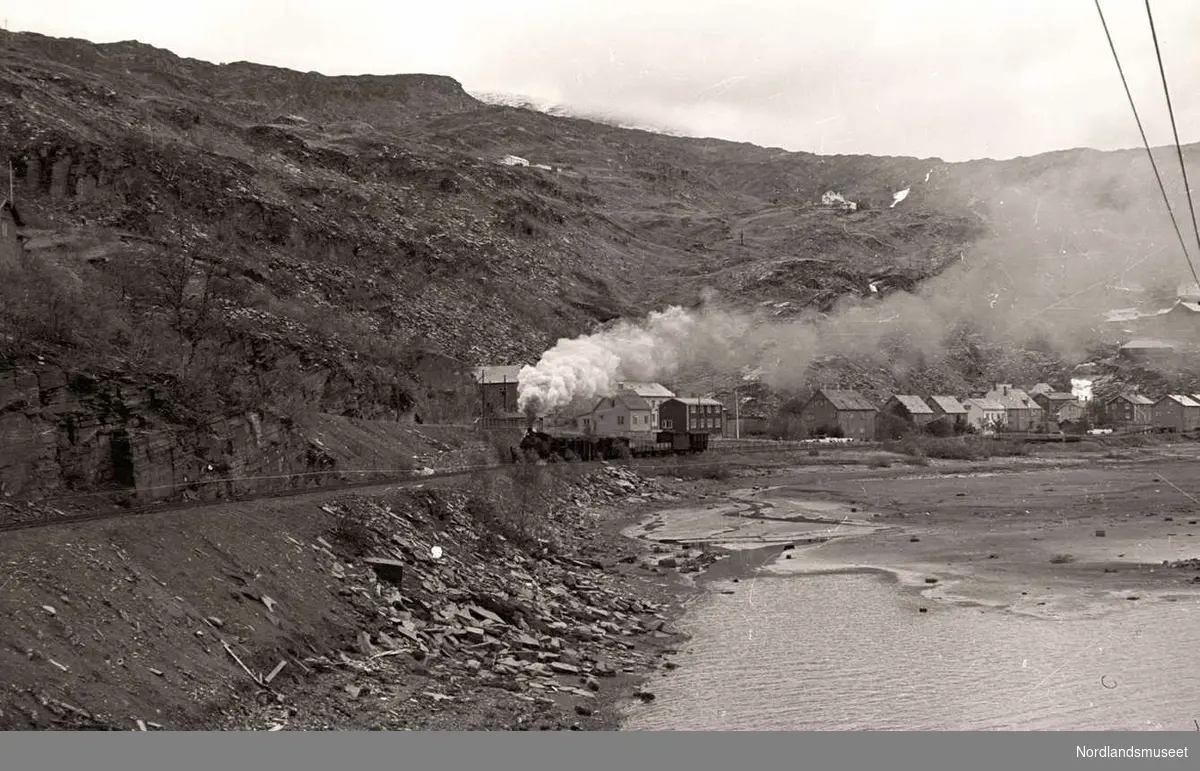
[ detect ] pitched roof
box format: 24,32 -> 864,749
668,397 -> 724,407
986,387 -> 1042,411
473,365 -> 524,384
1158,394 -> 1200,408
887,394 -> 934,414
607,391 -> 651,411
1109,393 -> 1155,405
928,395 -> 967,414
1029,383 -> 1054,395
617,381 -> 675,398
1040,392 -> 1075,401
964,397 -> 1006,411
815,389 -> 877,411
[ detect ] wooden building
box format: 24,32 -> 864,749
927,395 -> 968,431
1152,394 -> 1200,433
796,389 -> 878,441
1103,394 -> 1154,428
962,397 -> 1006,433
577,390 -> 654,438
474,365 -> 523,415
985,384 -> 1044,431
658,397 -> 725,435
882,395 -> 936,427
1119,339 -> 1176,364
1033,391 -> 1077,431
615,381 -> 675,428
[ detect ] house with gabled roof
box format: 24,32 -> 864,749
1103,393 -> 1154,428
985,384 -> 1044,431
616,381 -> 675,428
881,394 -> 935,430
927,395 -> 968,431
962,397 -> 1006,433
797,388 -> 878,441
577,389 -> 654,437
1152,394 -> 1200,433
1033,391 -> 1077,430
1119,338 -> 1176,364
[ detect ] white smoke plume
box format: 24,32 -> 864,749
517,304 -> 769,416
518,143 -> 1200,415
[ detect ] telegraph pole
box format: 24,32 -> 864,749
734,386 -> 740,439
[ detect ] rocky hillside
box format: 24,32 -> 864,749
2,29 -> 1200,494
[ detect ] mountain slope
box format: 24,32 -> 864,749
2,29 -> 1200,497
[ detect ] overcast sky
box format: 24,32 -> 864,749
10,0 -> 1200,161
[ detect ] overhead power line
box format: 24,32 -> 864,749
1143,0 -> 1200,270
1093,0 -> 1200,288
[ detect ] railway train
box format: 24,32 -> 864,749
516,428 -> 711,463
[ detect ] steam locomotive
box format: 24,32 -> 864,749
516,428 -> 711,463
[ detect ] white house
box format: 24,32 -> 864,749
962,397 -> 1006,433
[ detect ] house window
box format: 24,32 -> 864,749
663,419 -> 673,430
618,415 -> 625,425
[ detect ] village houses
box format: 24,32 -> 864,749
576,390 -> 655,438
615,381 -> 675,428
879,394 -> 934,438
882,395 -> 935,428
1033,390 -> 1077,431
985,384 -> 1044,431
927,395 -> 968,431
797,389 -> 878,441
962,397 -> 1006,433
1151,394 -> 1200,433
658,397 -> 725,436
1103,393 -> 1154,428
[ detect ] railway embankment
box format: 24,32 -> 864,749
0,460 -> 727,730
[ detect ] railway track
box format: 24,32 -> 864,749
0,441 -> 826,535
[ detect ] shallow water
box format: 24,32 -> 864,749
623,573 -> 1200,731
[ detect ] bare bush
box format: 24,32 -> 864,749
463,464 -> 560,552
329,512 -> 377,557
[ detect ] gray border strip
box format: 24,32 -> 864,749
0,732 -> 1195,771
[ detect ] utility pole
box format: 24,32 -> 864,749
734,386 -> 741,440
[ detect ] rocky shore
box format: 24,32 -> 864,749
0,461 -> 732,731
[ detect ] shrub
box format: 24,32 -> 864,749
868,454 -> 893,468
329,512 -> 377,557
1049,553 -> 1076,564
463,464 -> 559,551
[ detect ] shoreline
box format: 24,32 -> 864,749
4,445 -> 1199,731
615,448 -> 1200,728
